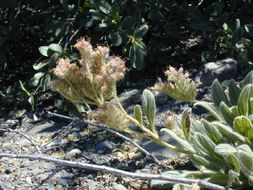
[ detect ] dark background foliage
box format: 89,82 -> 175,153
1,0 -> 253,114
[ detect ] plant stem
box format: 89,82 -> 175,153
114,95 -> 158,138
151,137 -> 192,155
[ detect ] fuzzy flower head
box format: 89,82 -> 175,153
51,38 -> 127,105
153,66 -> 197,102
92,101 -> 132,130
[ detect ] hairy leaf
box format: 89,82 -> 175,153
228,79 -> 241,105
141,89 -> 156,130
212,79 -> 231,107
181,108 -> 191,140
134,104 -> 143,126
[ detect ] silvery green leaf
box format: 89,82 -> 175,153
28,96 -> 35,111
237,144 -> 252,153
214,143 -> 237,157
249,98 -> 253,115
191,132 -> 216,157
151,170 -> 190,190
194,101 -> 223,121
215,144 -> 240,172
134,104 -> 143,125
220,101 -> 237,127
38,46 -> 49,57
192,154 -> 212,166
202,119 -> 222,143
237,144 -> 253,181
227,156 -> 241,173
240,70 -> 253,88
214,122 -> 246,142
49,43 -> 63,54
29,72 -> 45,86
228,79 -> 241,105
161,128 -> 195,153
49,52 -> 60,67
237,84 -> 253,116
141,89 -> 156,129
181,108 -> 191,140
172,184 -> 186,190
212,79 -> 231,107
234,116 -> 253,140
135,24 -> 149,38
33,59 -> 50,70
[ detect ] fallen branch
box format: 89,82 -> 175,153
0,153 -> 230,190
43,111 -> 161,165
0,128 -> 42,154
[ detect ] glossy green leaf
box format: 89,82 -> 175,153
245,24 -> 253,39
129,41 -> 146,70
135,24 -> 149,38
33,59 -> 50,70
190,23 -> 209,31
111,32 -> 122,46
29,72 -> 45,86
134,104 -> 143,126
48,53 -> 60,68
42,73 -> 52,90
228,79 -> 241,105
141,89 -> 156,129
212,79 -> 231,107
181,108 -> 191,140
97,0 -> 112,14
220,101 -> 237,127
28,96 -> 35,111
210,1 -> 225,16
121,16 -> 135,32
38,46 -> 49,57
19,81 -> 31,96
49,43 -> 63,54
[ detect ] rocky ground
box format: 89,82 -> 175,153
0,59 -> 241,190
0,89 -> 193,190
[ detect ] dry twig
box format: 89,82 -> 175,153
0,128 -> 42,154
0,153 -> 230,190
43,111 -> 161,165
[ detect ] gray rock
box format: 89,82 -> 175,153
195,58 -> 237,87
65,149 -> 82,160
96,140 -> 117,153
57,178 -> 69,186
112,183 -> 128,190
